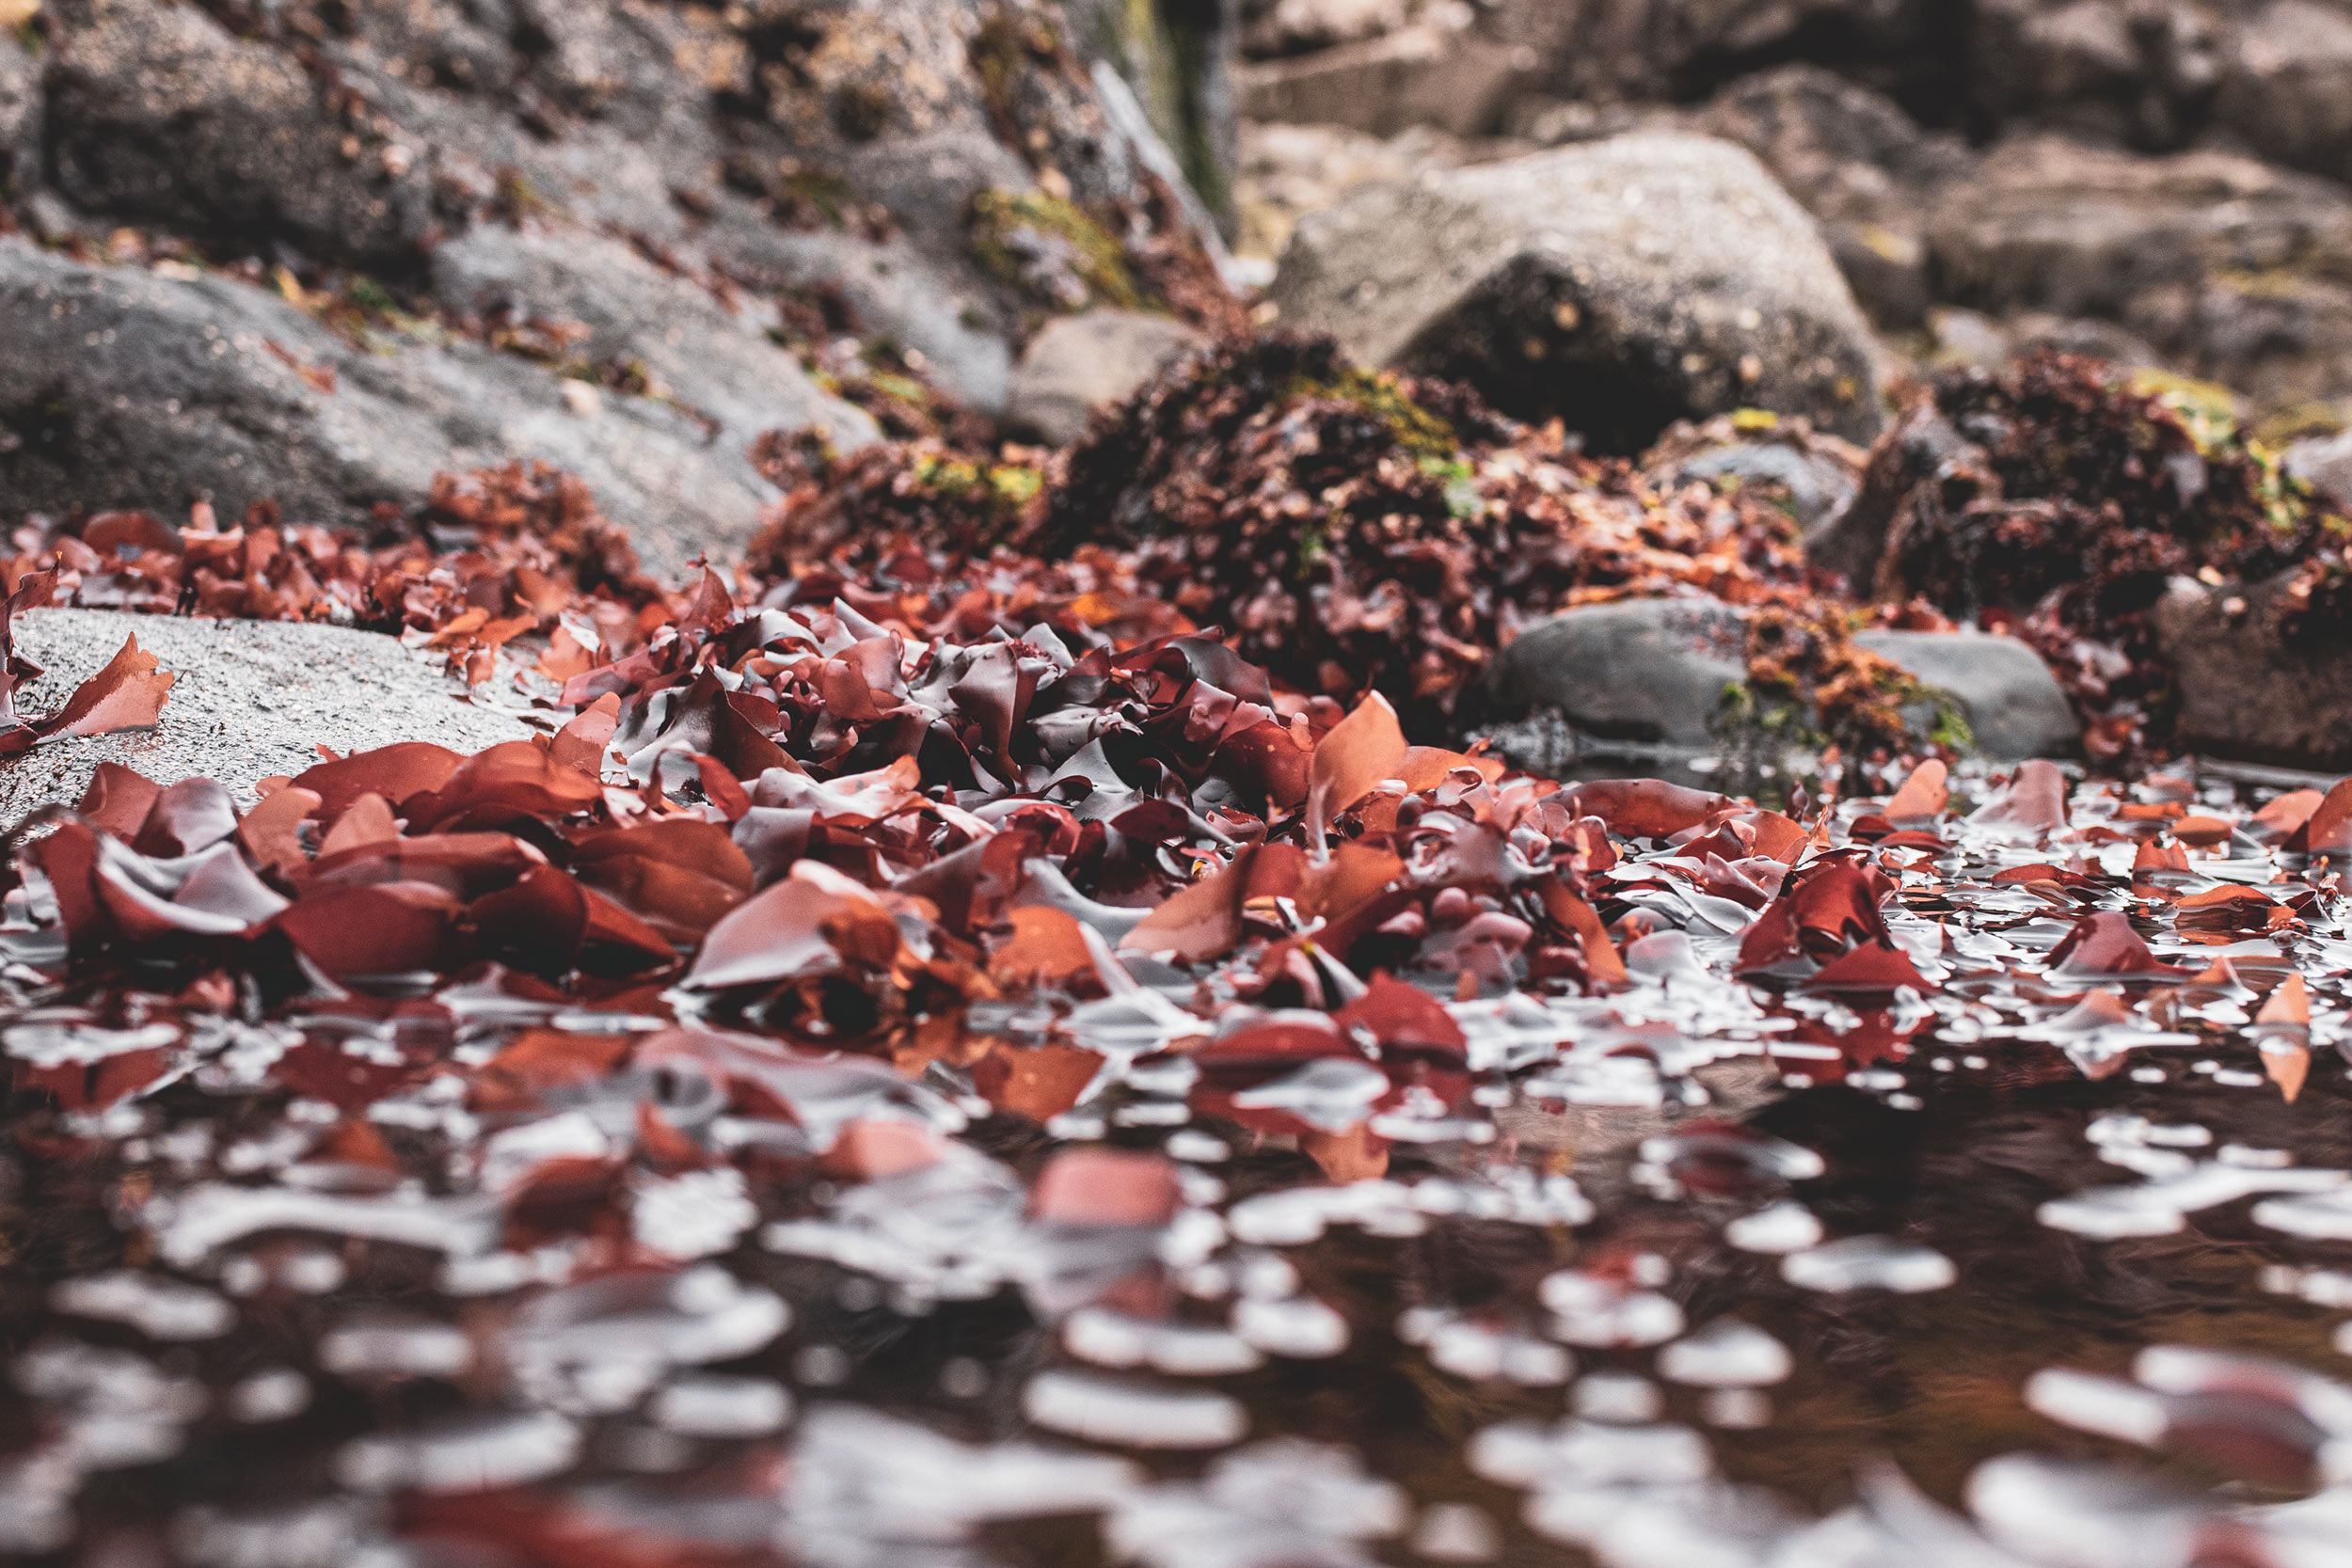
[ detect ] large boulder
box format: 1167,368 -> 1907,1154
2212,1 -> 2352,180
2151,574 -> 2352,771
1270,133 -> 1887,452
0,241 -> 873,578
0,610 -> 533,819
1923,135 -> 2352,411
8,0 -> 1238,552
1696,65 -> 1974,329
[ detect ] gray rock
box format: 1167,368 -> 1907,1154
1235,21 -> 1536,138
2152,573 -> 2352,771
1008,309 -> 1209,445
1924,135 -> 2352,410
0,610 -> 534,819
1487,597 -> 1749,750
426,226 -> 864,465
2286,427 -> 2352,505
2213,1 -> 2352,181
1662,437 -> 1861,537
0,31 -> 39,196
0,241 -> 878,578
1697,65 -> 1974,330
1271,133 -> 1887,452
1853,629 -> 2081,759
19,0 -> 1236,435
46,0 -> 440,266
1488,596 -> 2078,762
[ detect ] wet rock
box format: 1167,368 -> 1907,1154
1271,133 -> 1887,452
14,0 -> 1236,437
1645,416 -> 1867,538
1007,309 -> 1210,445
1488,598 -> 1749,752
0,241 -> 875,578
1491,596 -> 2077,762
1235,17 -> 1535,138
2152,574 -> 2352,771
1852,630 -> 2081,759
0,610 -> 533,820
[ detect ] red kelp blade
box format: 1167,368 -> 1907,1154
1801,941 -> 1934,996
683,862 -> 906,991
2289,776 -> 2352,855
1563,779 -> 1732,840
1883,759 -> 1949,826
401,740 -> 604,832
1031,1148 -> 1181,1227
0,569 -> 57,730
292,742 -> 465,821
273,881 -> 461,978
2048,912 -> 2184,978
1970,759 -> 2070,838
2252,788 -> 2325,843
971,1042 -> 1106,1121
1120,842 -> 1307,965
0,627 -> 175,756
74,761 -> 161,838
1308,690 -> 1406,849
2173,885 -> 2293,940
1738,859 -> 1893,975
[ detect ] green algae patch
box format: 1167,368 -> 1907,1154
969,188 -> 1147,312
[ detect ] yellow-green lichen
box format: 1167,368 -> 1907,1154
969,188 -> 1145,312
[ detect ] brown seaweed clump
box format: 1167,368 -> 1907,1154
752,335 -> 1818,735
1876,355 -> 2345,758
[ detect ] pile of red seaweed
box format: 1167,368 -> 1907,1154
1874,355 -> 2352,759
757,335 -> 1825,736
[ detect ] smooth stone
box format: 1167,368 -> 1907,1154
1853,629 -> 2081,759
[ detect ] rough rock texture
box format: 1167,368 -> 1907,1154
426,225 -> 865,469
6,0 -> 1236,561
1007,308 -> 1209,444
1924,135 -> 2352,411
1487,597 -> 1748,751
1271,133 -> 1886,451
2153,575 -> 2352,770
1852,629 -> 2082,759
1697,65 -> 1973,329
0,241 -> 866,578
0,610 -> 533,819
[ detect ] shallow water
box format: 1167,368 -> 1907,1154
8,763 -> 2352,1568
